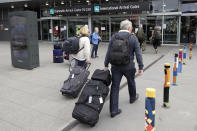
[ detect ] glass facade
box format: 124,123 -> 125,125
181,16 -> 197,44
0,0 -> 196,45
164,16 -> 179,44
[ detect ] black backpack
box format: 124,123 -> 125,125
62,36 -> 86,54
154,30 -> 161,40
109,33 -> 131,65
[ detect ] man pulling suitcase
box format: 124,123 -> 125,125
104,19 -> 144,118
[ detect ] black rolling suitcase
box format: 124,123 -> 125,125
60,65 -> 90,98
72,70 -> 111,126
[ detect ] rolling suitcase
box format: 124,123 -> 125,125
72,70 -> 111,126
53,49 -> 64,63
60,65 -> 90,98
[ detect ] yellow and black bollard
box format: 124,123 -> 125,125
163,63 -> 170,108
172,54 -> 178,86
189,43 -> 193,60
145,88 -> 156,131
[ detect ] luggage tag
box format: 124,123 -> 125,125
71,74 -> 75,79
88,96 -> 93,103
99,97 -> 103,104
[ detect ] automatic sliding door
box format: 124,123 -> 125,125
41,20 -> 51,41
68,18 -> 88,37
92,17 -> 109,42
164,16 -> 179,44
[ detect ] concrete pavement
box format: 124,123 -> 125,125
71,46 -> 197,131
0,41 -> 193,131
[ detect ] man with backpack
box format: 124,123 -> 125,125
104,20 -> 144,118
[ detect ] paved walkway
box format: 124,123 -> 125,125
0,41 -> 194,131
71,46 -> 197,131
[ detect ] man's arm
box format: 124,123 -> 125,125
133,36 -> 144,74
104,38 -> 113,69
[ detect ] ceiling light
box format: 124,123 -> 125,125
45,2 -> 49,6
61,1 -> 64,5
106,0 -> 109,1
24,3 -> 28,8
11,5 -> 14,8
86,0 -> 89,3
77,0 -> 80,2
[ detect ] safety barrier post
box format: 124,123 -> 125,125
163,63 -> 170,108
189,43 -> 193,60
145,88 -> 156,131
178,49 -> 183,73
172,54 -> 178,86
183,44 -> 187,65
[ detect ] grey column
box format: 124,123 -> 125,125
88,14 -> 92,34
50,19 -> 53,42
40,21 -> 43,41
66,18 -> 68,39
178,15 -> 181,45
109,17 -> 111,42
196,28 -> 197,45
162,15 -> 164,45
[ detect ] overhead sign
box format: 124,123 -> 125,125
94,6 -> 100,13
53,2 -> 150,16
54,5 -> 92,15
93,2 -> 150,13
50,9 -> 54,15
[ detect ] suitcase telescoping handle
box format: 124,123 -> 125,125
69,59 -> 91,72
86,63 -> 91,71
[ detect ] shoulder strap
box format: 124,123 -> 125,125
77,36 -> 89,53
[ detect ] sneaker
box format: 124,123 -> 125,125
111,109 -> 122,118
130,93 -> 139,104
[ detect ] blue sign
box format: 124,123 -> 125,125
50,9 -> 54,15
94,6 -> 100,13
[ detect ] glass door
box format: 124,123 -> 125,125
111,16 -> 139,36
146,16 -> 162,44
60,20 -> 67,41
92,17 -> 109,42
68,18 -> 88,37
41,20 -> 51,41
181,16 -> 197,44
163,16 -> 179,44
53,20 -> 61,41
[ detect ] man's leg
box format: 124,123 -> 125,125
95,44 -> 98,57
91,44 -> 96,57
110,67 -> 123,114
123,68 -> 137,103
